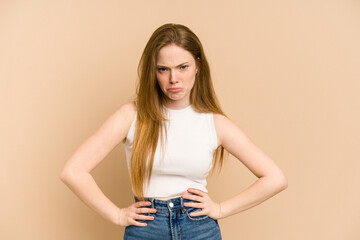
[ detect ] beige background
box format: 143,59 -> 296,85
1,0 -> 359,239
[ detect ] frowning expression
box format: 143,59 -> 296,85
156,44 -> 198,109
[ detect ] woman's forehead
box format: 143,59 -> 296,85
157,45 -> 194,66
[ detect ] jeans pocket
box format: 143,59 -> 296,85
185,207 -> 210,222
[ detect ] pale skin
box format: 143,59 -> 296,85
60,44 -> 287,227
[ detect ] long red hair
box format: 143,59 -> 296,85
131,23 -> 226,200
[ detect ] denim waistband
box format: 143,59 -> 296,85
134,196 -> 195,213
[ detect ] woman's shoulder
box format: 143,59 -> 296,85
118,101 -> 137,115
211,113 -> 230,147
112,101 -> 137,143
116,101 -> 137,124
108,101 -> 136,128
212,112 -> 228,123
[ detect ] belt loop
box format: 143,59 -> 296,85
150,198 -> 155,208
180,197 -> 184,214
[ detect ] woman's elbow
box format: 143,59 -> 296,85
59,169 -> 69,182
265,172 -> 288,192
280,178 -> 288,191
59,167 -> 76,183
275,174 -> 288,191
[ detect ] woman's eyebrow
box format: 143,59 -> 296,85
156,62 -> 189,68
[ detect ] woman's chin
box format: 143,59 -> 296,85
166,94 -> 185,101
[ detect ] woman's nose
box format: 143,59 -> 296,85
169,70 -> 178,83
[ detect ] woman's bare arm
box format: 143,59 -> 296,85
213,113 -> 288,219
59,101 -> 136,225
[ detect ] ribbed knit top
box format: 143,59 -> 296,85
123,105 -> 218,198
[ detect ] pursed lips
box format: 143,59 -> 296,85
168,88 -> 182,93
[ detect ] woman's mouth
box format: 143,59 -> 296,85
168,88 -> 182,93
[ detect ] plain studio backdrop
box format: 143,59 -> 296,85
1,0 -> 359,239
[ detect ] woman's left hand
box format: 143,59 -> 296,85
182,188 -> 222,220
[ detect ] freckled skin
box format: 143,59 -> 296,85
156,44 -> 198,110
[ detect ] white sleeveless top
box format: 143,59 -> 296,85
123,105 -> 218,198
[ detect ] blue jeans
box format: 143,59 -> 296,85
124,196 -> 222,240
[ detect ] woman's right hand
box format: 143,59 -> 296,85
116,201 -> 157,227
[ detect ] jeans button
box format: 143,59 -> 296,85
169,202 -> 174,208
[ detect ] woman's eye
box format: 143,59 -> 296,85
158,68 -> 167,72
180,65 -> 188,70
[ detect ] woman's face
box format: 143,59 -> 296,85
156,44 -> 198,109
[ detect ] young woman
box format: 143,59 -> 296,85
60,23 -> 288,240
